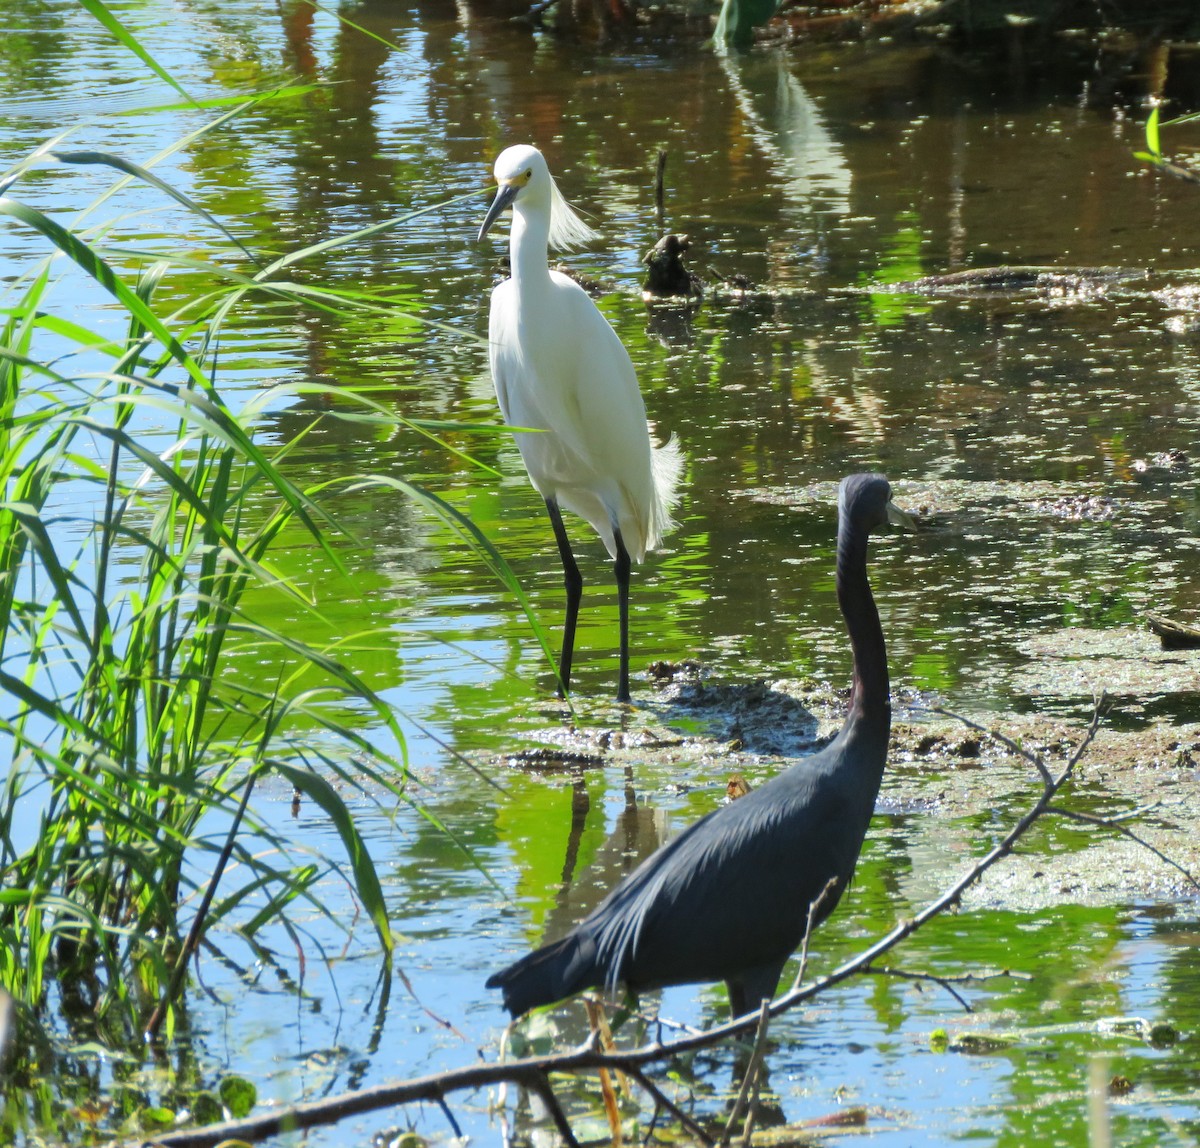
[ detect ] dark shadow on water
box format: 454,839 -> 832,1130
659,678 -> 826,757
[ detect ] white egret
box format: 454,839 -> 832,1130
478,144 -> 683,703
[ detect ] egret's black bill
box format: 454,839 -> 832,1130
478,182 -> 519,242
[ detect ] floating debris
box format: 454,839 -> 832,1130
646,658 -> 706,682
642,233 -> 703,300
706,265 -> 759,299
1132,448 -> 1189,476
493,255 -> 614,298
1031,493 -> 1118,520
553,261 -> 614,299
660,678 -> 824,757
883,265 -> 1145,298
500,747 -> 606,771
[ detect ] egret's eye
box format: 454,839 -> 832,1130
524,169 -> 533,182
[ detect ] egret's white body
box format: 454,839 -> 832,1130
479,144 -> 682,701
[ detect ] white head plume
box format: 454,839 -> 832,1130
489,144 -> 600,252
547,171 -> 599,251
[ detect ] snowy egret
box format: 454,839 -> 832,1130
487,474 -> 913,1018
478,144 -> 683,703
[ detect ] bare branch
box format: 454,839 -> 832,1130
1045,805 -> 1200,890
931,696 -> 1106,791
147,696 -> 1188,1148
625,1066 -> 713,1148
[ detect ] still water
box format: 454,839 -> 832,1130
2,2 -> 1200,1144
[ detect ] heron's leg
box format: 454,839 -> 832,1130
727,962 -> 783,1020
613,528 -> 632,704
726,980 -> 750,1021
545,498 -> 582,698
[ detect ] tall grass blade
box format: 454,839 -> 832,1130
48,151 -> 261,266
75,0 -> 197,107
271,761 -> 394,955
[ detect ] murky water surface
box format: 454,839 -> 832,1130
3,2 -> 1200,1145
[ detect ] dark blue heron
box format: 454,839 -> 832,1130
487,473 -> 911,1019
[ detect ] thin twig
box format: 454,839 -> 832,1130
719,1000 -> 771,1148
436,1096 -> 463,1140
791,877 -> 839,991
1149,157 -> 1200,185
654,149 -> 668,224
527,1070 -> 580,1148
1044,805 -> 1200,889
739,1002 -> 771,1148
861,965 -> 1031,1012
626,1066 -> 713,1147
932,704 -> 1055,785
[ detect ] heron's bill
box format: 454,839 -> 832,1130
886,500 -> 917,531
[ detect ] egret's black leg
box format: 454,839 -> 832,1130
545,498 -> 582,698
613,528 -> 632,704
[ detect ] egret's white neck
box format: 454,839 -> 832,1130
509,201 -> 552,286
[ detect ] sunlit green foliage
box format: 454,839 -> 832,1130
0,91 -> 528,1105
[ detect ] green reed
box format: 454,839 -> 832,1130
0,101 -> 537,1060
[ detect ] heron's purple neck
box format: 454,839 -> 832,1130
836,519 -> 889,729
509,201 -> 552,287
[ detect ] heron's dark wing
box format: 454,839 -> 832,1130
582,750 -> 863,994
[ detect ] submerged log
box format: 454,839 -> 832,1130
1145,613 -> 1200,651
883,265 -> 1146,295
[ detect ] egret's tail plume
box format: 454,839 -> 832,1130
648,433 -> 685,551
486,934 -> 592,1019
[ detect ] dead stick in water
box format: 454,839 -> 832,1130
655,149 -> 667,223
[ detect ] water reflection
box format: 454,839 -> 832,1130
540,763 -> 671,944
718,50 -> 851,219
6,3 -> 1200,1145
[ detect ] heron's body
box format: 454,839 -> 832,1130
480,145 -> 682,701
487,473 -> 906,1019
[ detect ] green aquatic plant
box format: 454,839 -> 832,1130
0,99 -> 532,1071
1135,105 -> 1200,185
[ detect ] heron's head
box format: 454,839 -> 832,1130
838,473 -> 915,535
478,144 -> 598,250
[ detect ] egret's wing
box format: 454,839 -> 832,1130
487,280 -> 520,425
486,275 -> 659,552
